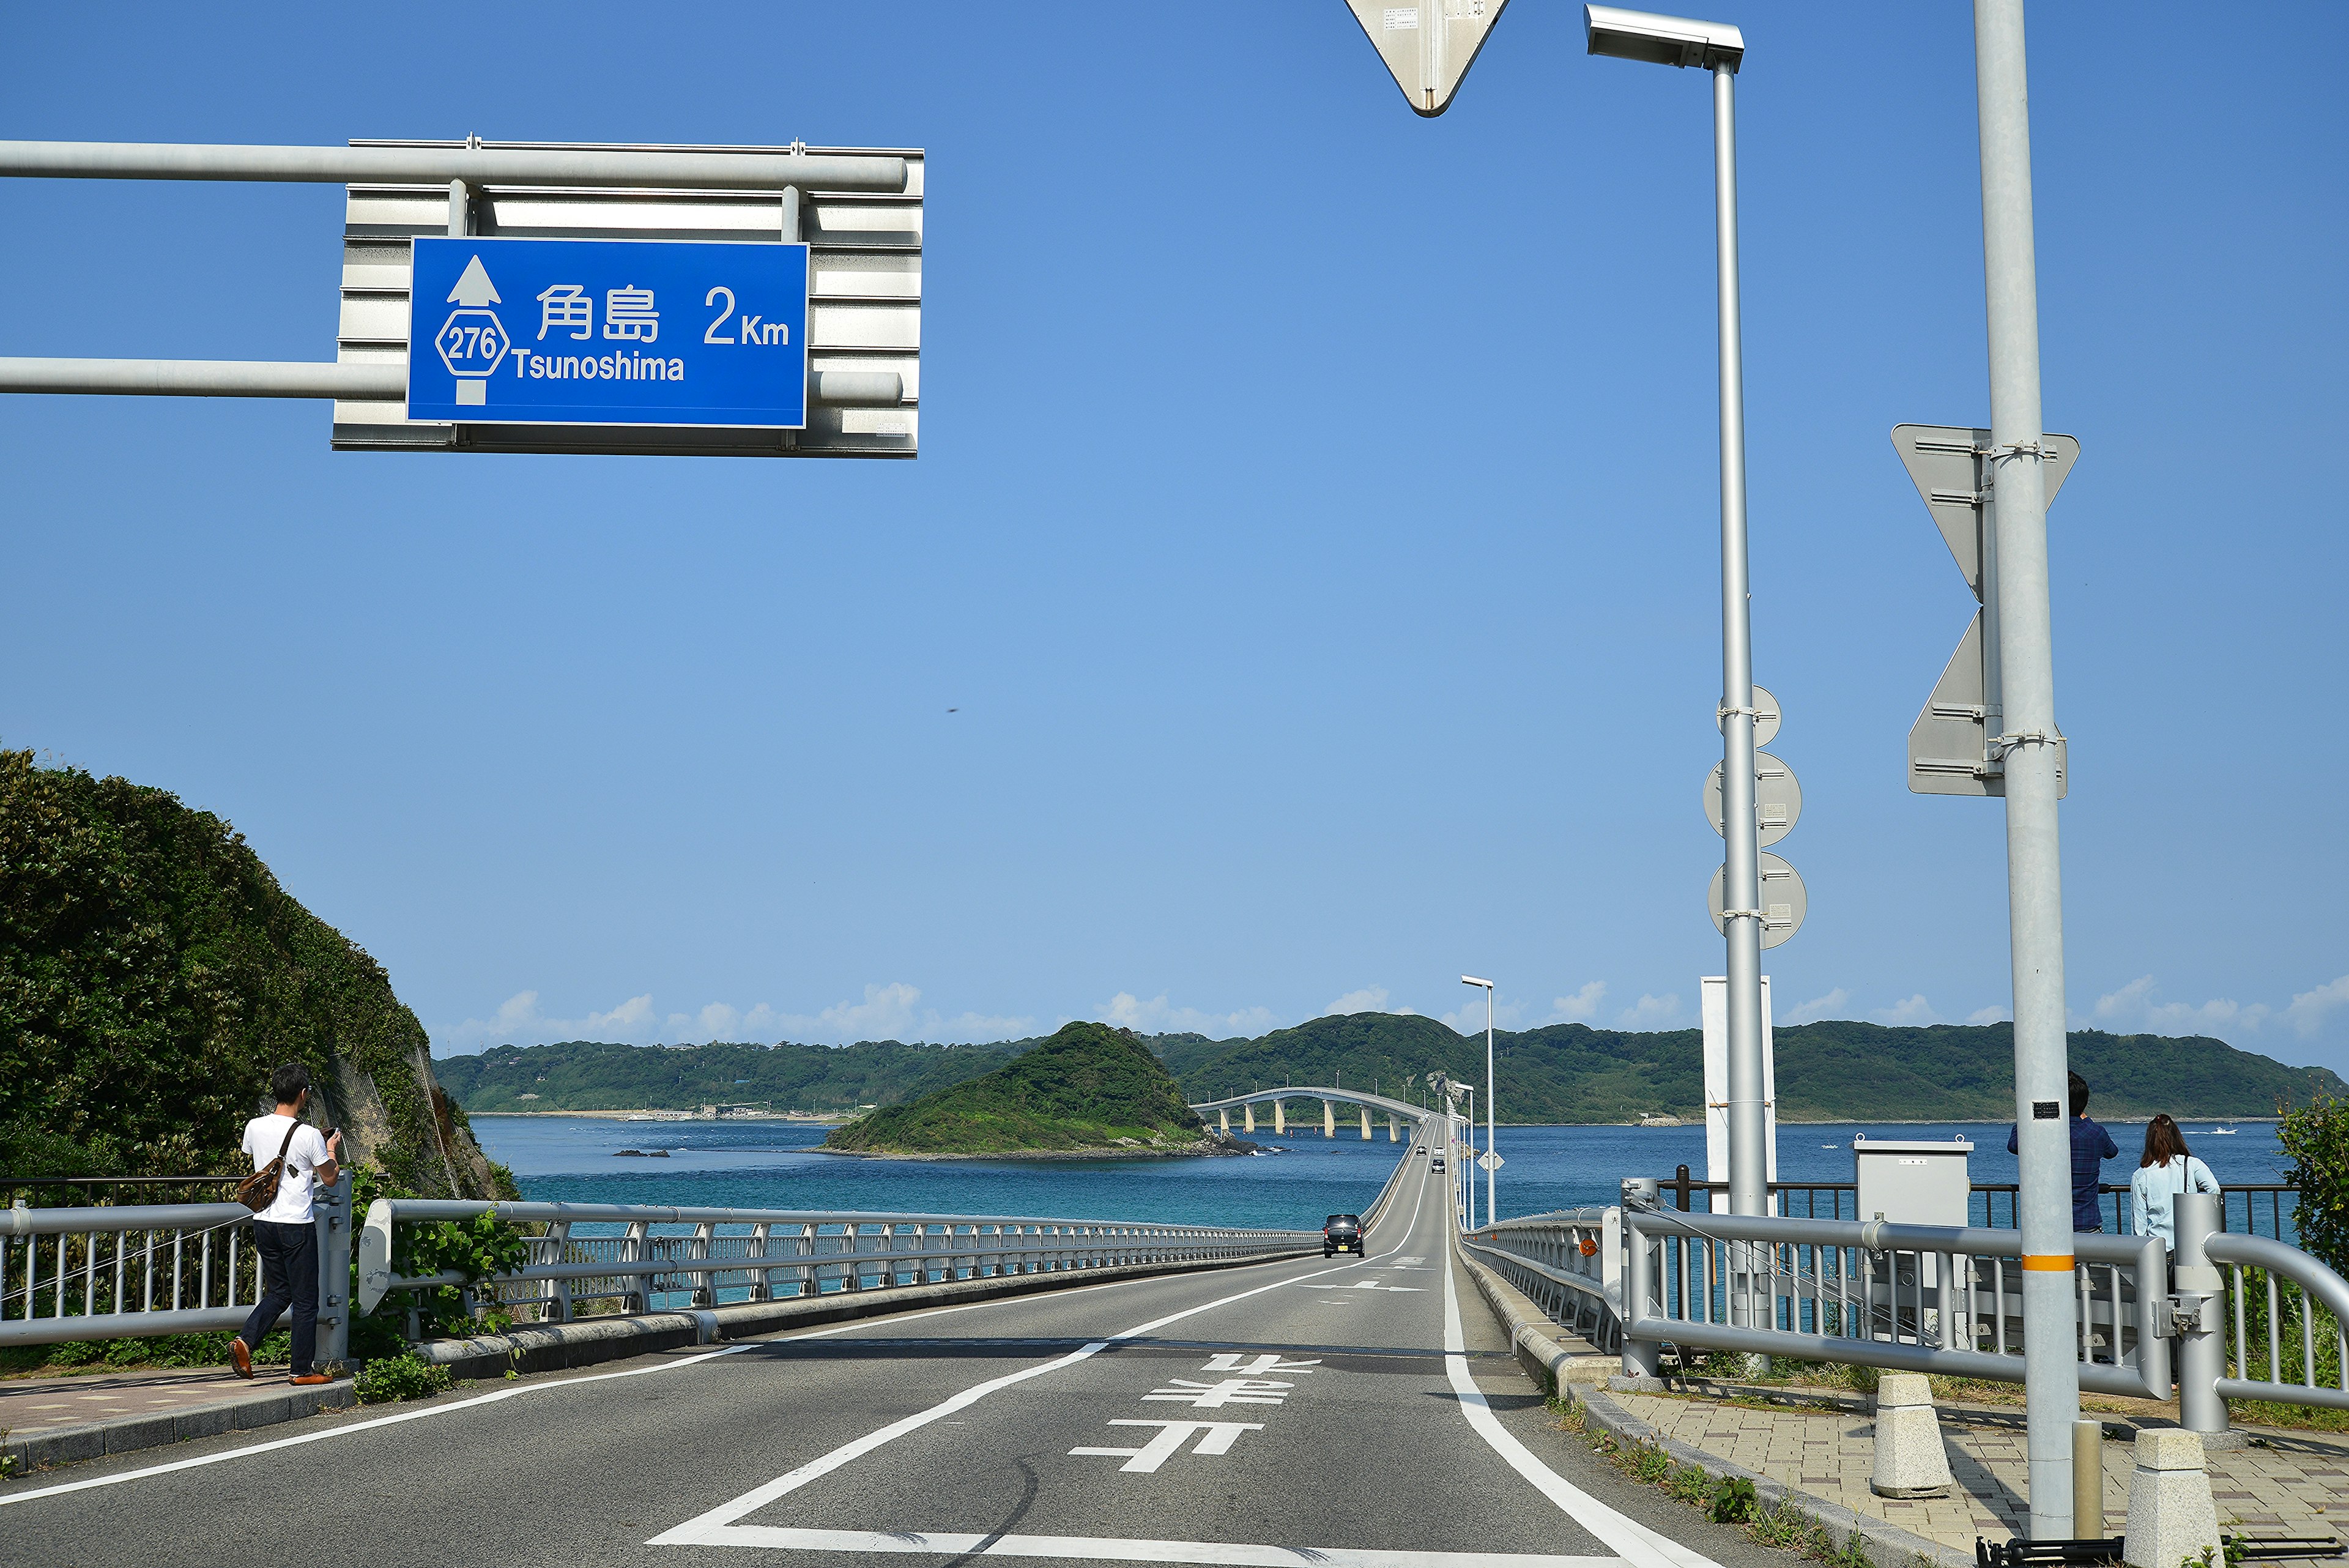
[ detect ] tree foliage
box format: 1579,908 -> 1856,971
2280,1096 -> 2349,1276
0,750 -> 500,1192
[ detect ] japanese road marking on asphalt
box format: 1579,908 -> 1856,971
1070,1418 -> 1263,1472
675,1526 -> 1616,1564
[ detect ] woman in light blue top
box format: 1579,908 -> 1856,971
2131,1114 -> 2221,1251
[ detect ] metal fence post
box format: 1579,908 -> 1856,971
314,1171 -> 352,1368
2174,1191 -> 2230,1439
1619,1213 -> 1664,1384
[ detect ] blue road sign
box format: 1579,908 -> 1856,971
406,237 -> 809,429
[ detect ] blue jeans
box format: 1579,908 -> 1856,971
240,1220 -> 317,1375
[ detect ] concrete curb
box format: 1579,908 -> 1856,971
414,1246 -> 1323,1381
1449,1238 -> 1968,1568
1451,1238 -> 1618,1391
1573,1387 -> 1973,1568
2,1377 -> 355,1478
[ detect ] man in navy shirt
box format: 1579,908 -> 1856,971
2008,1071 -> 2120,1231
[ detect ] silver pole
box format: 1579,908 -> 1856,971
1711,59 -> 1767,1225
1974,0 -> 2077,1539
1485,988 -> 1497,1228
0,139 -> 906,193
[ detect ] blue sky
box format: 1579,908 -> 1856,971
4,4 -> 2345,1068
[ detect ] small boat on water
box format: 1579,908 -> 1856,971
2206,1126 -> 2239,1135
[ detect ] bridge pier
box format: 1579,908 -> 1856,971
1219,1107 -> 1229,1134
1388,1113 -> 1399,1142
1359,1105 -> 1371,1139
1244,1102 -> 1255,1132
1274,1101 -> 1285,1134
1323,1101 -> 1335,1139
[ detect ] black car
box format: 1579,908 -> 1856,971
1323,1213 -> 1364,1257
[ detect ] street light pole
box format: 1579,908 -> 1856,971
1973,0 -> 2077,1538
1462,975 -> 1497,1227
1583,7 -> 1765,1225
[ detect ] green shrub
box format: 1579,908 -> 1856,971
1630,1441 -> 1672,1483
1710,1474 -> 1759,1524
2280,1097 -> 2349,1274
353,1353 -> 451,1405
1751,1500 -> 1831,1555
1666,1462 -> 1713,1503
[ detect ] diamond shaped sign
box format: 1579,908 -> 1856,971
1344,0 -> 1513,117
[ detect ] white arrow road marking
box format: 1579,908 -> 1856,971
1070,1419 -> 1262,1473
1441,1241 -> 1724,1568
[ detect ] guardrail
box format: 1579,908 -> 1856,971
1647,1166 -> 2300,1241
0,1177 -> 354,1359
359,1200 -> 1321,1326
1463,1207 -> 1622,1351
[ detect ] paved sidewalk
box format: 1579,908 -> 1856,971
1,1366 -> 355,1473
1608,1381 -> 2349,1554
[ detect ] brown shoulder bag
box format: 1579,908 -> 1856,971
237,1120 -> 302,1213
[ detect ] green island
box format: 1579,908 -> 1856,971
820,1022 -> 1223,1158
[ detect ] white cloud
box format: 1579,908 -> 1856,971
1874,994 -> 1940,1027
2090,975 -> 2268,1037
1326,986 -> 1394,1016
1095,992 -> 1280,1038
2284,975 -> 2349,1038
1967,1005 -> 2009,1026
1781,987 -> 1850,1025
1619,992 -> 1685,1030
434,981 -> 1037,1053
1545,981 -> 1608,1025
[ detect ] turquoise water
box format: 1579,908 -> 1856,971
475,1115 -> 2292,1234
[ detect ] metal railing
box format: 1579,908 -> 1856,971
360,1200 -> 1320,1326
1649,1166 -> 2299,1241
0,1176 -> 354,1359
1463,1207 -> 1622,1352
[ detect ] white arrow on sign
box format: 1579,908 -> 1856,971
446,255 -> 501,307
1343,0 -> 1512,117
1893,425 -> 2078,799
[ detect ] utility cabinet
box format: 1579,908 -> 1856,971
1853,1136 -> 1974,1228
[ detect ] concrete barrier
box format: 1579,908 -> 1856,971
1869,1372 -> 1956,1498
2123,1429 -> 2221,1568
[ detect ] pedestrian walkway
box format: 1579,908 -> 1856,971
1604,1379 -> 2349,1553
0,1365 -> 354,1473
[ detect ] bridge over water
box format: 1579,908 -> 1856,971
1188,1084 -> 1436,1141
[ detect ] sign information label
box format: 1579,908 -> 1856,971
405,237 -> 809,429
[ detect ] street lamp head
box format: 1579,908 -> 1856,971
1460,975 -> 1495,989
1583,5 -> 1743,72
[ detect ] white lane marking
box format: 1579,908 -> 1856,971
659,1154 -> 1439,1550
0,1341 -> 755,1510
1069,1418 -> 1261,1473
1440,1241 -> 1723,1568
692,1526 -> 1616,1566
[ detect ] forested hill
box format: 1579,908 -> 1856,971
0,752 -> 505,1196
1160,1013 -> 2346,1123
435,1037 -> 1025,1114
824,1024 -> 1208,1156
443,1013 -> 2346,1124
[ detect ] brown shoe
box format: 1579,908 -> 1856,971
289,1372 -> 333,1386
228,1339 -> 253,1380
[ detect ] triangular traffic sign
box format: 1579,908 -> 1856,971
446,255 -> 501,308
1344,0 -> 1512,117
1891,424 -> 2078,601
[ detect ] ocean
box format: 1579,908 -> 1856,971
474,1115 -> 2293,1234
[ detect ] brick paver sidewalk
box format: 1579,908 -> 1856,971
0,1365 -> 258,1443
1611,1383 -> 2349,1554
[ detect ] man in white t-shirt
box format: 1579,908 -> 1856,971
232,1061 -> 343,1385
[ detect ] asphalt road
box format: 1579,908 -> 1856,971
1,1150 -> 1789,1568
